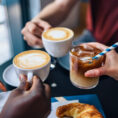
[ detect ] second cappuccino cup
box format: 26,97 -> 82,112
13,50 -> 51,82
42,27 -> 74,58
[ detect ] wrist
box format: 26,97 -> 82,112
31,17 -> 40,22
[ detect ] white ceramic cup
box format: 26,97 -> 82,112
13,52 -> 51,82
42,27 -> 74,58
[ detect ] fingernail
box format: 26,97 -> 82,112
33,75 -> 39,80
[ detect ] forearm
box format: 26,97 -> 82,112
33,0 -> 78,26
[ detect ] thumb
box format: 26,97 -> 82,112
85,67 -> 106,77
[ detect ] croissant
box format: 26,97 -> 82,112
56,103 -> 103,118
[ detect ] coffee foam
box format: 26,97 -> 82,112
13,50 -> 50,69
43,27 -> 73,41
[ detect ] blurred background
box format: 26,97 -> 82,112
0,0 -> 88,66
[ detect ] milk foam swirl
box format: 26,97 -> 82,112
48,30 -> 66,39
42,27 -> 73,41
13,50 -> 50,69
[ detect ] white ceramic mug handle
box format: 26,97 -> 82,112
27,72 -> 33,82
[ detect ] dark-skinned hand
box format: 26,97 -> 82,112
0,75 -> 51,118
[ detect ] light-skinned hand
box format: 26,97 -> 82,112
21,19 -> 51,47
84,42 -> 118,81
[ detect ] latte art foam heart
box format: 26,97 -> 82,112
13,50 -> 50,69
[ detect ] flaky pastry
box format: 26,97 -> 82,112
56,103 -> 103,118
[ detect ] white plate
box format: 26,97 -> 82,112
3,64 -> 20,87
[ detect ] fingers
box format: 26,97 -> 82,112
29,76 -> 51,99
85,67 -> 106,77
21,20 -> 51,47
30,76 -> 44,93
85,42 -> 108,51
22,28 -> 43,46
44,84 -> 51,99
27,22 -> 43,37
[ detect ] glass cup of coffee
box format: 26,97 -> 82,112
70,45 -> 105,89
13,50 -> 51,82
42,27 -> 74,58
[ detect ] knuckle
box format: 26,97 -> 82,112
30,25 -> 37,33
99,69 -> 103,76
99,67 -> 105,76
26,22 -> 31,26
96,70 -> 100,76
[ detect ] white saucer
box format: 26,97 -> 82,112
58,53 -> 70,71
3,64 -> 20,87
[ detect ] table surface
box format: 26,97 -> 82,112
0,59 -> 118,118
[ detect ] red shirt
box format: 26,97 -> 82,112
87,0 -> 118,45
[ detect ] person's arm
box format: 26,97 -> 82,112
21,0 -> 78,47
1,75 -> 51,118
34,0 -> 78,26
84,42 -> 118,81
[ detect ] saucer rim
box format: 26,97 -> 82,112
3,64 -> 19,87
57,58 -> 70,71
